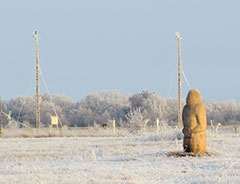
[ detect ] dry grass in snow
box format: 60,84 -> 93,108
0,126 -> 240,183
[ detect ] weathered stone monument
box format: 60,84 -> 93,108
182,89 -> 207,153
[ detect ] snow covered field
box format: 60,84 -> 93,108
0,127 -> 240,184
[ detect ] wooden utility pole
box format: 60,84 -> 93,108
176,31 -> 182,128
34,31 -> 40,130
0,96 -> 3,134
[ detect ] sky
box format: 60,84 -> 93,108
0,0 -> 240,102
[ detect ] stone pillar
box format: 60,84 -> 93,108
182,89 -> 207,153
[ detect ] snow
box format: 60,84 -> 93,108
0,127 -> 240,183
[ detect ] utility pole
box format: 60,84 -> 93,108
0,96 -> 2,134
33,31 -> 40,130
176,31 -> 182,128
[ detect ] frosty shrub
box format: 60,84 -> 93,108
125,108 -> 145,134
5,120 -> 20,129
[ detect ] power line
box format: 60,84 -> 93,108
181,64 -> 191,89
39,66 -> 63,127
166,68 -> 176,98
17,65 -> 35,123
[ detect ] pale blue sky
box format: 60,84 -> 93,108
0,0 -> 239,101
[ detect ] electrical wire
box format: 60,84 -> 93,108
39,65 -> 63,127
16,65 -> 35,123
166,66 -> 177,98
181,62 -> 191,89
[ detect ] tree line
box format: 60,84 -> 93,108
1,90 -> 240,128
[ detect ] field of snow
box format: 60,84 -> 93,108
0,126 -> 240,183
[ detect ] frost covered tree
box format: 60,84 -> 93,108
69,91 -> 130,127
4,90 -> 240,128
